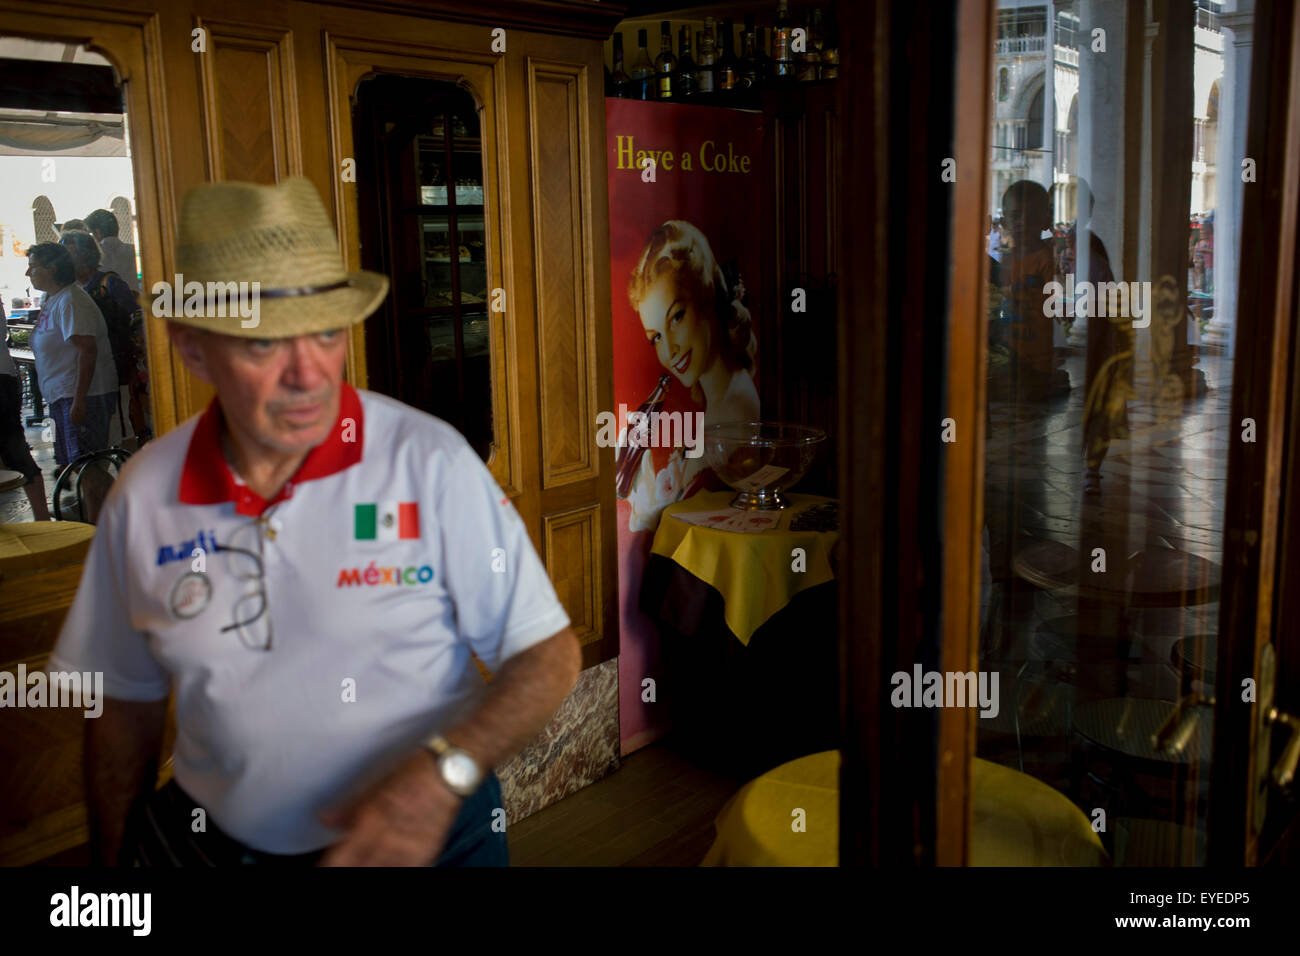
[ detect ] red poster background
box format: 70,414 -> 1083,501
607,99 -> 764,755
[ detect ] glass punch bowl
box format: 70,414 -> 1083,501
702,421 -> 827,511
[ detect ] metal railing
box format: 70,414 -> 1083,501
996,36 -> 1047,55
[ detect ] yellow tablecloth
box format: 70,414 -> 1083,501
702,750 -> 1109,866
0,521 -> 95,577
650,491 -> 838,645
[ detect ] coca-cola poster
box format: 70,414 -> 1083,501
606,98 -> 764,754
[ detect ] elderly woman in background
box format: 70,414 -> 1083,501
24,242 -> 118,473
60,230 -> 148,441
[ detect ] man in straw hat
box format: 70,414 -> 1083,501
49,177 -> 580,866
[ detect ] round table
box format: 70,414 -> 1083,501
1072,697 -> 1212,764
0,469 -> 25,493
1012,540 -> 1221,607
650,491 -> 838,646
0,520 -> 95,577
701,750 -> 1108,866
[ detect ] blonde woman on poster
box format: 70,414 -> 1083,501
622,220 -> 758,531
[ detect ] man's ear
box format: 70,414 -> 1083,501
167,323 -> 215,386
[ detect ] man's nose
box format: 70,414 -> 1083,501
281,336 -> 328,388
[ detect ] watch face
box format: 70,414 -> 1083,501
443,751 -> 482,794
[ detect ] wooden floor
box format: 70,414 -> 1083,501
507,738 -> 746,866
34,738 -> 747,867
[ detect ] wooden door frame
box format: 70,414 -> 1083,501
1208,0 -> 1300,866
0,3 -> 183,436
839,0 -> 1300,867
837,0 -> 974,866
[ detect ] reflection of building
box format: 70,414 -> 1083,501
991,0 -> 1224,224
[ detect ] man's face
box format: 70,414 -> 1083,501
171,325 -> 349,456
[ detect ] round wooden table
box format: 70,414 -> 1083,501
1012,540 -> 1221,607
1073,697 -> 1212,765
0,520 -> 95,577
0,469 -> 26,493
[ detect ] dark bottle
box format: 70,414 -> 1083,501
675,27 -> 697,99
820,9 -> 839,80
739,14 -> 760,90
611,32 -> 631,98
696,20 -> 716,95
755,26 -> 773,86
654,21 -> 676,100
629,29 -> 655,101
614,374 -> 672,499
715,17 -> 739,92
772,0 -> 794,82
798,8 -> 822,82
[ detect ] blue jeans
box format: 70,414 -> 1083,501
131,773 -> 508,866
433,772 -> 508,867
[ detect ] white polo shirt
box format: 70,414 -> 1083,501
30,283 -> 118,404
49,384 -> 571,854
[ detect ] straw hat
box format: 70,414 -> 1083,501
168,176 -> 388,338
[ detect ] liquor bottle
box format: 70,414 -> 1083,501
614,374 -> 672,498
714,17 -> 739,93
798,8 -> 822,82
772,0 -> 794,83
820,10 -> 839,80
654,21 -> 676,100
696,21 -> 716,95
611,32 -> 631,98
755,27 -> 773,86
739,14 -> 760,90
675,26 -> 697,100
629,29 -> 655,101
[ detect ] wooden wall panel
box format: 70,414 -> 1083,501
527,60 -> 598,488
542,503 -> 600,646
196,19 -> 303,183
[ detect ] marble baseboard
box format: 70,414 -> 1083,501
497,657 -> 620,823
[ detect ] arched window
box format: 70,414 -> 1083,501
1026,87 -> 1044,149
998,68 -> 1009,101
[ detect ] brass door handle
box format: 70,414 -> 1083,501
1267,708 -> 1300,789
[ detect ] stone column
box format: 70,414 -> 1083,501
1072,0 -> 1128,349
1140,0 -> 1206,398
1204,2 -> 1253,354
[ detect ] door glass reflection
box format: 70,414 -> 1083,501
978,0 -> 1246,866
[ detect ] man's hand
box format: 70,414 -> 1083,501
70,397 -> 87,425
317,750 -> 462,866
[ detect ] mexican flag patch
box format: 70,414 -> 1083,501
355,502 -> 420,540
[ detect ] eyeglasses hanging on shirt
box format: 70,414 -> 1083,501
217,513 -> 279,651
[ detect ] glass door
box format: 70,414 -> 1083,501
353,76 -> 494,460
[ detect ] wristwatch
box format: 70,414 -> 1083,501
424,735 -> 484,798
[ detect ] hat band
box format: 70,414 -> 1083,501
253,278 -> 354,300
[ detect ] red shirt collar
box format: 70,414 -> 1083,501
178,383 -> 364,516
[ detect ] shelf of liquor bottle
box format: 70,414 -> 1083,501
404,300 -> 491,317
404,207 -> 487,220
606,4 -> 838,101
418,187 -> 485,205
